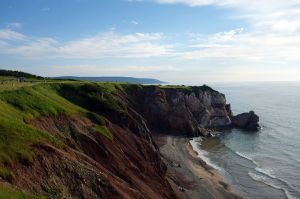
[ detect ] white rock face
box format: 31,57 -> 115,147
183,91 -> 231,127
141,86 -> 233,136
173,90 -> 232,128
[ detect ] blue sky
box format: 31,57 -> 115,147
1,0 -> 300,84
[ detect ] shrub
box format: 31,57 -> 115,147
0,167 -> 14,182
92,125 -> 113,140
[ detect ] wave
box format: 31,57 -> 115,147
255,167 -> 277,179
189,137 -> 223,171
234,151 -> 262,169
190,138 -> 299,199
255,167 -> 299,197
236,152 -> 297,195
235,151 -> 280,181
248,172 -> 277,188
235,151 -> 254,162
233,151 -> 298,199
248,172 -> 296,199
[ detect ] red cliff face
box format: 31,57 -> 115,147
22,114 -> 176,199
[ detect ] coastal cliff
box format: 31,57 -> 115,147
0,81 -> 258,198
127,85 -> 258,136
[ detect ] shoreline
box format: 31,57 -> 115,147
154,134 -> 242,199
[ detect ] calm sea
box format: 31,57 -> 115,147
190,82 -> 300,199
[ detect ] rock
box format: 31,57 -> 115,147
231,111 -> 260,131
138,86 -> 233,136
130,85 -> 260,135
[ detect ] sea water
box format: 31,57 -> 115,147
191,82 -> 300,199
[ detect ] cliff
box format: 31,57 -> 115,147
126,85 -> 258,134
0,81 -> 258,198
126,85 -> 231,136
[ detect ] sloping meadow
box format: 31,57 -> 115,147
0,82 -> 122,197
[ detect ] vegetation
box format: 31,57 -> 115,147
0,100 -> 60,166
92,125 -> 113,140
85,112 -> 107,126
0,84 -> 74,185
42,185 -> 61,199
157,84 -> 215,94
0,78 -> 38,92
0,81 -> 119,171
57,82 -> 128,114
0,84 -> 84,119
0,186 -> 44,199
0,69 -> 43,79
0,167 -> 14,182
0,79 -> 123,197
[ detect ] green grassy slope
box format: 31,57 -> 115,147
0,80 -> 118,196
0,83 -> 85,167
0,81 -> 117,165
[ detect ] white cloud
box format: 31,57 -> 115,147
6,22 -> 23,29
183,29 -> 300,62
131,20 -> 139,25
57,32 -> 171,58
0,30 -> 172,59
155,0 -> 220,6
0,29 -> 25,40
9,38 -> 59,57
155,0 -> 300,34
147,1 -> 300,64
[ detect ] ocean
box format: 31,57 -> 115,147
190,82 -> 300,199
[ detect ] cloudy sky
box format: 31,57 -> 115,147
1,0 -> 300,84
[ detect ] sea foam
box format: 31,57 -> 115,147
189,137 -> 223,171
235,151 -> 254,162
248,172 -> 296,199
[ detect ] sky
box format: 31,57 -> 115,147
1,0 -> 300,84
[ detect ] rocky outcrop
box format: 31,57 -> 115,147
127,85 -> 259,136
231,111 -> 260,131
128,86 -> 232,136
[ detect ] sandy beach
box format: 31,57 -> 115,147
154,134 -> 242,199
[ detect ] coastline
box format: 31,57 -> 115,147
154,134 -> 242,199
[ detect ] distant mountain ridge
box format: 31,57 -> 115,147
54,76 -> 165,84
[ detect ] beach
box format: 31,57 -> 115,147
154,134 -> 242,199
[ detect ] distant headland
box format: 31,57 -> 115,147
54,76 -> 166,84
